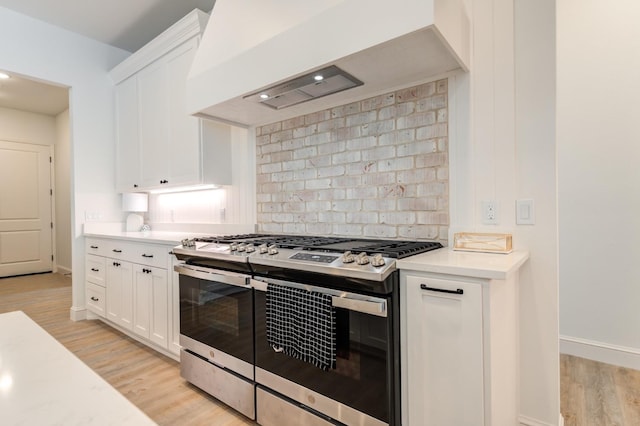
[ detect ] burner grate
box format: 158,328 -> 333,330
348,241 -> 443,258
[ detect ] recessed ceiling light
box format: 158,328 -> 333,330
260,94 -> 269,99
314,74 -> 324,81
0,72 -> 10,80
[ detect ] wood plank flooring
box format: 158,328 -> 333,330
0,273 -> 255,426
2,273 -> 640,425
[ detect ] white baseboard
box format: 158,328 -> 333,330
519,414 -> 558,426
56,265 -> 72,276
560,335 -> 640,370
69,306 -> 86,321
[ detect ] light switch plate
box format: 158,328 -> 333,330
516,199 -> 535,225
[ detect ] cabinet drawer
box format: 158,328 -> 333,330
86,238 -> 108,257
103,240 -> 136,261
86,283 -> 106,317
86,255 -> 106,286
130,244 -> 169,269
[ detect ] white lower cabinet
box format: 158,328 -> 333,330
401,271 -> 519,426
105,259 -> 133,330
133,265 -> 168,349
85,237 -> 178,359
403,276 -> 484,425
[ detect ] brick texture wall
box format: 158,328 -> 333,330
255,78 -> 449,244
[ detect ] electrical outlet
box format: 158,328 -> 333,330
482,200 -> 498,225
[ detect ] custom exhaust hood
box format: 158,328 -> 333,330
187,0 -> 470,127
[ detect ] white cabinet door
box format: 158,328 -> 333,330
115,76 -> 141,192
133,265 -> 168,349
166,38 -> 201,187
138,58 -> 169,189
105,259 -> 134,331
404,275 -> 484,426
150,267 -> 169,349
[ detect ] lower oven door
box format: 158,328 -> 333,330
176,264 -> 254,379
253,277 -> 394,426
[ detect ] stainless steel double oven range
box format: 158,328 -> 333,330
173,234 -> 442,426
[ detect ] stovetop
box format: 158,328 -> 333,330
189,234 -> 442,259
174,234 -> 443,283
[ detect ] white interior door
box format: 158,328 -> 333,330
0,141 -> 53,277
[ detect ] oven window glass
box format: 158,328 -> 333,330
180,275 -> 253,364
255,290 -> 390,423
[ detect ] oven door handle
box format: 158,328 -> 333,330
253,278 -> 387,317
174,264 -> 251,288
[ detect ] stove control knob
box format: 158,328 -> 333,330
356,252 -> 370,265
342,251 -> 355,264
245,245 -> 256,253
237,243 -> 246,252
181,238 -> 195,248
268,244 -> 279,255
259,244 -> 269,254
371,254 -> 386,267
229,243 -> 238,252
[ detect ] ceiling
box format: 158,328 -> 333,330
0,0 -> 216,115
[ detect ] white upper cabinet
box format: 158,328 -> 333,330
110,9 -> 232,192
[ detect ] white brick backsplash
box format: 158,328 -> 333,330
305,178 -> 332,190
319,211 -> 346,223
282,159 -> 306,171
318,165 -> 346,178
361,120 -> 395,136
361,93 -> 395,111
346,111 -> 377,127
260,163 -> 282,174
307,201 -> 332,211
283,223 -> 307,234
283,181 -> 305,191
378,157 -> 414,172
346,186 -> 378,199
331,102 -> 361,118
256,78 -> 449,242
317,188 -> 346,200
397,168 -> 436,184
380,211 -> 416,225
346,211 -> 379,223
363,224 -> 397,238
363,199 -> 397,211
397,140 -> 437,157
305,223 -> 333,234
307,155 -> 332,168
333,224 -> 364,236
332,150 -> 361,165
362,146 -> 395,161
294,146 -> 318,159
346,136 -> 377,150
305,131 -> 332,145
331,200 -> 362,212
318,141 -> 345,156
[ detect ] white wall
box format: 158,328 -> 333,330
55,110 -> 72,274
0,7 -> 129,318
452,0 -> 558,423
558,1 -> 640,369
0,106 -> 56,144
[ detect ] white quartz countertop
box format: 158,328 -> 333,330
0,311 -> 156,425
84,230 -> 195,245
396,248 -> 530,280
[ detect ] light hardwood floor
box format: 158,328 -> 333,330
2,273 -> 640,425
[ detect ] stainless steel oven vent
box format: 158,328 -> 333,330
243,65 -> 363,110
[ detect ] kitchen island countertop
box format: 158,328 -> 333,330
397,248 -> 529,280
0,310 -> 156,425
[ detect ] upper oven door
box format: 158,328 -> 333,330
176,264 -> 254,367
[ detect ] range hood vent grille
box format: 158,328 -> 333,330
243,65 -> 363,110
